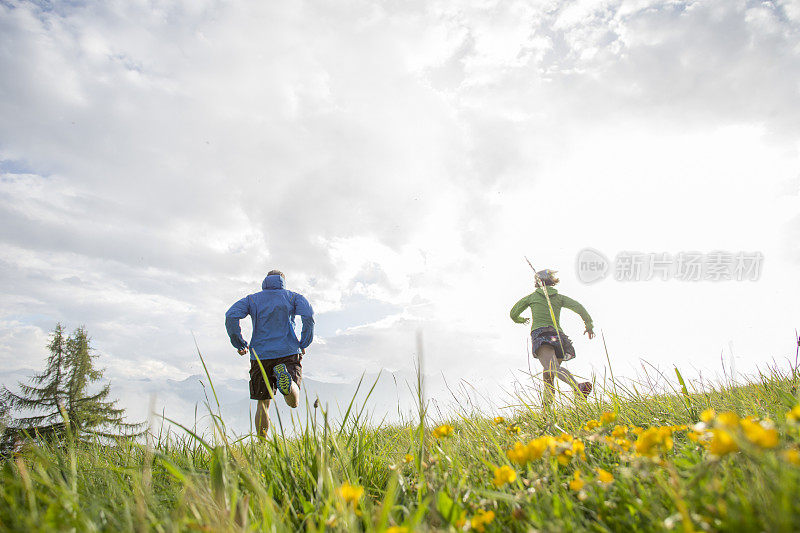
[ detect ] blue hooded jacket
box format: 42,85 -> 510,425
225,274 -> 314,360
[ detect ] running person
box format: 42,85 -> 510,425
509,269 -> 594,405
225,269 -> 314,437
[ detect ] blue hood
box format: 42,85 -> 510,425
262,274 -> 285,290
226,273 -> 315,359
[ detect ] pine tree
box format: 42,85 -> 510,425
1,324 -> 143,442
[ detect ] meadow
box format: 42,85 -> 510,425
2,358 -> 800,532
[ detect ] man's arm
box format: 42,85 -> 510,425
509,295 -> 531,324
294,294 -> 315,350
225,297 -> 250,351
560,294 -> 594,336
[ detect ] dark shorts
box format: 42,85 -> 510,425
249,353 -> 303,401
531,327 -> 576,361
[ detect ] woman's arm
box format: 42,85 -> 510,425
560,294 -> 594,335
509,295 -> 532,324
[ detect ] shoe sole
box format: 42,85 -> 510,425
274,363 -> 292,395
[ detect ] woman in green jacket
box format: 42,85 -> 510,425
510,269 -> 595,405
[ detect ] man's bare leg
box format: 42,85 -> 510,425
284,382 -> 300,408
255,399 -> 270,438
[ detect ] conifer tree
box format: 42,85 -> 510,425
1,323 -> 143,441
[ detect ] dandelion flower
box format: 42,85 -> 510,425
506,425 -> 521,435
403,453 -> 413,464
529,436 -> 553,459
337,481 -> 364,505
569,470 -> 585,491
584,419 -> 600,431
471,509 -> 495,532
493,416 -> 506,425
600,412 -> 617,425
506,442 -> 528,465
717,411 -> 739,428
615,438 -> 632,452
707,429 -> 738,457
783,448 -> 800,465
700,409 -> 716,423
492,465 -> 517,487
432,424 -> 454,439
596,468 -> 614,484
787,405 -> 800,424
634,427 -> 673,457
611,425 -> 628,438
741,418 -> 778,449
687,430 -> 704,443
557,439 -> 584,465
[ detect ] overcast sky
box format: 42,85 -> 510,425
1,0 -> 798,430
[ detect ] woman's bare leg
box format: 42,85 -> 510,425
537,345 -> 580,405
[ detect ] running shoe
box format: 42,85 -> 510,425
273,363 -> 293,395
578,382 -> 592,398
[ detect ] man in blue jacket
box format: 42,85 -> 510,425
225,269 -> 314,437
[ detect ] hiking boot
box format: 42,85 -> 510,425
273,363 -> 293,396
578,382 -> 592,399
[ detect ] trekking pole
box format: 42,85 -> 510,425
523,257 -> 567,359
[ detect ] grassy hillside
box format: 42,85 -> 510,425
2,364 -> 800,532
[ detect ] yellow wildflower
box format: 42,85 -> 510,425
584,419 -> 600,431
569,470 -> 585,491
506,442 -> 528,465
687,430 -> 703,442
506,425 -> 521,435
631,426 -> 644,436
507,436 -> 553,465
717,411 -> 739,428
787,405 -> 800,424
741,418 -> 778,449
600,412 -> 617,425
528,435 -> 552,459
572,439 -> 586,459
783,448 -> 800,466
493,416 -> 506,425
432,424 -> 454,439
557,439 -> 585,464
470,509 -> 495,532
386,527 -> 408,533
595,468 -> 614,484
611,425 -> 628,438
700,409 -> 716,423
492,465 -> 517,487
403,453 -> 413,464
337,481 -> 364,505
707,429 -> 738,457
634,427 -> 673,457
615,438 -> 632,452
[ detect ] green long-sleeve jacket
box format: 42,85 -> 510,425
509,287 -> 594,332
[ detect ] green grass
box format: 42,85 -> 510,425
3,360 -> 800,532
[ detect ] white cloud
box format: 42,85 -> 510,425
0,0 -> 798,430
